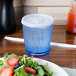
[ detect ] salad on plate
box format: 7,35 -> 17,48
0,53 -> 53,76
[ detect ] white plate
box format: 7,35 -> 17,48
0,58 -> 68,76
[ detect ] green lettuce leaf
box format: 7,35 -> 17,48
0,60 -> 8,70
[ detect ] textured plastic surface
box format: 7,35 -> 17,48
22,24 -> 53,55
22,14 -> 54,55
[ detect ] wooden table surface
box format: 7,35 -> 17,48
0,25 -> 76,69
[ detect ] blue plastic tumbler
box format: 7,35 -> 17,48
21,14 -> 54,55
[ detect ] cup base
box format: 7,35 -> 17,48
25,49 -> 50,55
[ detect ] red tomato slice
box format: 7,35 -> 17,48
7,57 -> 19,66
0,66 -> 14,76
24,66 -> 36,75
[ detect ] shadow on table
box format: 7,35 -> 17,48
25,52 -> 51,61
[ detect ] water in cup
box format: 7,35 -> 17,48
21,14 -> 54,55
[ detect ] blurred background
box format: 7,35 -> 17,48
14,0 -> 70,25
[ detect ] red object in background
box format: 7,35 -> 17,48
66,0 -> 76,34
66,10 -> 76,33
